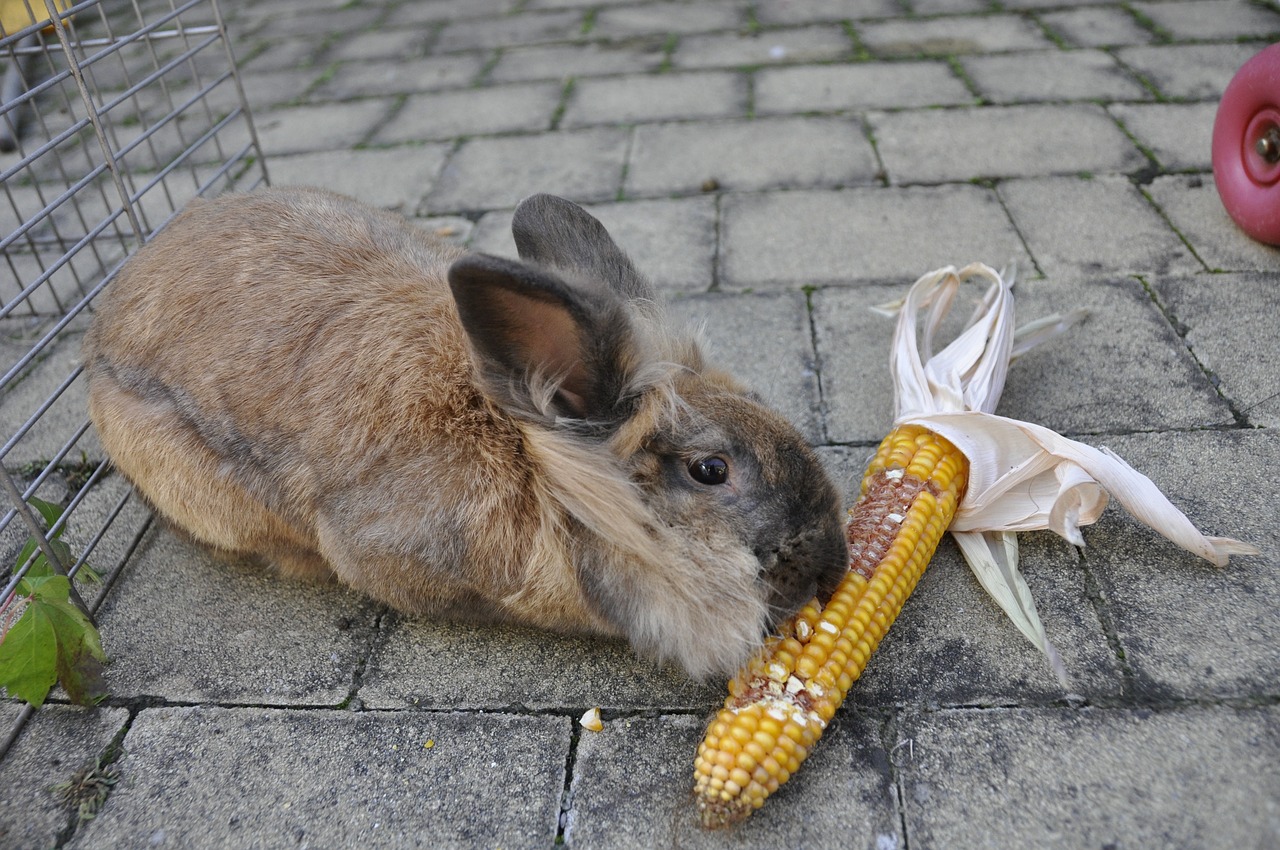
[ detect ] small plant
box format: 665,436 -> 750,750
0,496 -> 107,707
51,754 -> 119,822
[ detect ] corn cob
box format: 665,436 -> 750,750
694,423 -> 968,828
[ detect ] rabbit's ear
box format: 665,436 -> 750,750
448,252 -> 634,423
510,194 -> 653,302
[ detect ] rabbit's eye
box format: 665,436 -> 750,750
688,457 -> 729,486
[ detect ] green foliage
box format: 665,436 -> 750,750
0,496 -> 107,708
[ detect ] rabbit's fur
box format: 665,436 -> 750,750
82,187 -> 847,677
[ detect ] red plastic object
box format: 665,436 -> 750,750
1212,42 -> 1280,246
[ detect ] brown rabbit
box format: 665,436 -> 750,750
82,187 -> 847,678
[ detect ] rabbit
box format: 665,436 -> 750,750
81,187 -> 848,678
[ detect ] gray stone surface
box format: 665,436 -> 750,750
372,82 -> 563,143
1152,272 -> 1280,428
899,705 -> 1280,850
70,707 -> 570,849
93,527 -> 379,705
997,175 -> 1203,278
625,117 -> 879,196
962,49 -> 1150,103
559,71 -> 747,127
4,0 -> 1277,847
872,105 -> 1147,183
0,704 -> 129,850
754,61 -> 974,113
1108,101 -> 1217,172
1144,175 -> 1280,274
720,186 -> 1032,288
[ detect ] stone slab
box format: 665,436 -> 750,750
899,705 -> 1280,850
755,0 -> 901,24
70,707 -> 570,849
857,14 -> 1054,57
670,24 -> 854,70
559,71 -> 747,128
1037,6 -> 1157,47
754,61 -> 974,114
625,117 -> 879,197
358,616 -> 717,711
719,186 -> 1032,289
486,41 -> 666,83
1143,175 -> 1280,274
0,704 -> 129,850
1108,101 -> 1217,172
434,9 -> 584,52
265,146 -> 453,214
871,104 -> 1147,184
93,526 -> 380,705
1115,43 -> 1261,100
998,175 -> 1202,279
1132,0 -> 1280,40
1152,272 -> 1280,427
564,712 -> 902,849
1073,429 -> 1277,701
310,55 -> 488,99
961,49 -> 1150,103
422,128 -> 629,213
372,82 -> 563,144
253,99 -> 397,156
593,2 -> 743,37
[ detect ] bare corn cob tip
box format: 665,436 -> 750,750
694,424 -> 968,828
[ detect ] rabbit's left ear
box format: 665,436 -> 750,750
447,252 -> 637,424
510,194 -> 654,303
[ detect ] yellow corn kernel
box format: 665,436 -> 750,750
693,424 -> 967,828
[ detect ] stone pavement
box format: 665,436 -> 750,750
3,0 -> 1280,847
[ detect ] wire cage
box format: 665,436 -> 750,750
0,0 -> 266,755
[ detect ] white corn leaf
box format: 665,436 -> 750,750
880,263 -> 1258,679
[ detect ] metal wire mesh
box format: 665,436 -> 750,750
0,0 -> 266,753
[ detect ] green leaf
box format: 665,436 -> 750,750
27,495 -> 65,540
0,577 -> 107,707
0,600 -> 59,708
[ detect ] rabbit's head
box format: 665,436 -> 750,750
448,195 -> 847,677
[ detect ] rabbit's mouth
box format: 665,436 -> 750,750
758,523 -> 848,628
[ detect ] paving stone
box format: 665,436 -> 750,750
1075,429 -> 1277,701
469,195 -> 718,293
372,82 -> 563,144
0,704 -> 130,850
422,127 -> 629,212
325,26 -> 435,63
559,71 -> 746,127
908,0 -> 990,13
754,0 -> 901,24
265,146 -> 452,213
1132,0 -> 1280,40
872,104 -> 1147,183
681,290 -> 825,444
591,2 -> 743,37
381,0 -> 518,27
236,36 -> 328,73
998,175 -> 1203,278
564,713 -> 902,849
670,24 -> 853,69
253,99 -> 397,155
358,616 -> 716,711
995,274 -> 1230,433
720,186 -> 1031,289
486,41 -> 666,83
1144,174 -> 1280,274
0,328 -> 99,469
899,705 -> 1280,850
434,9 -> 585,52
310,54 -> 488,99
857,14 -> 1055,57
94,526 -> 380,704
961,49 -> 1151,103
1116,42 -> 1261,100
1152,271 -> 1280,427
1037,5 -> 1158,47
70,707 -> 569,849
1108,101 -> 1216,171
202,67 -> 320,112
527,0 -> 638,7
754,60 -> 974,114
625,117 -> 879,197
809,284 -> 900,444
